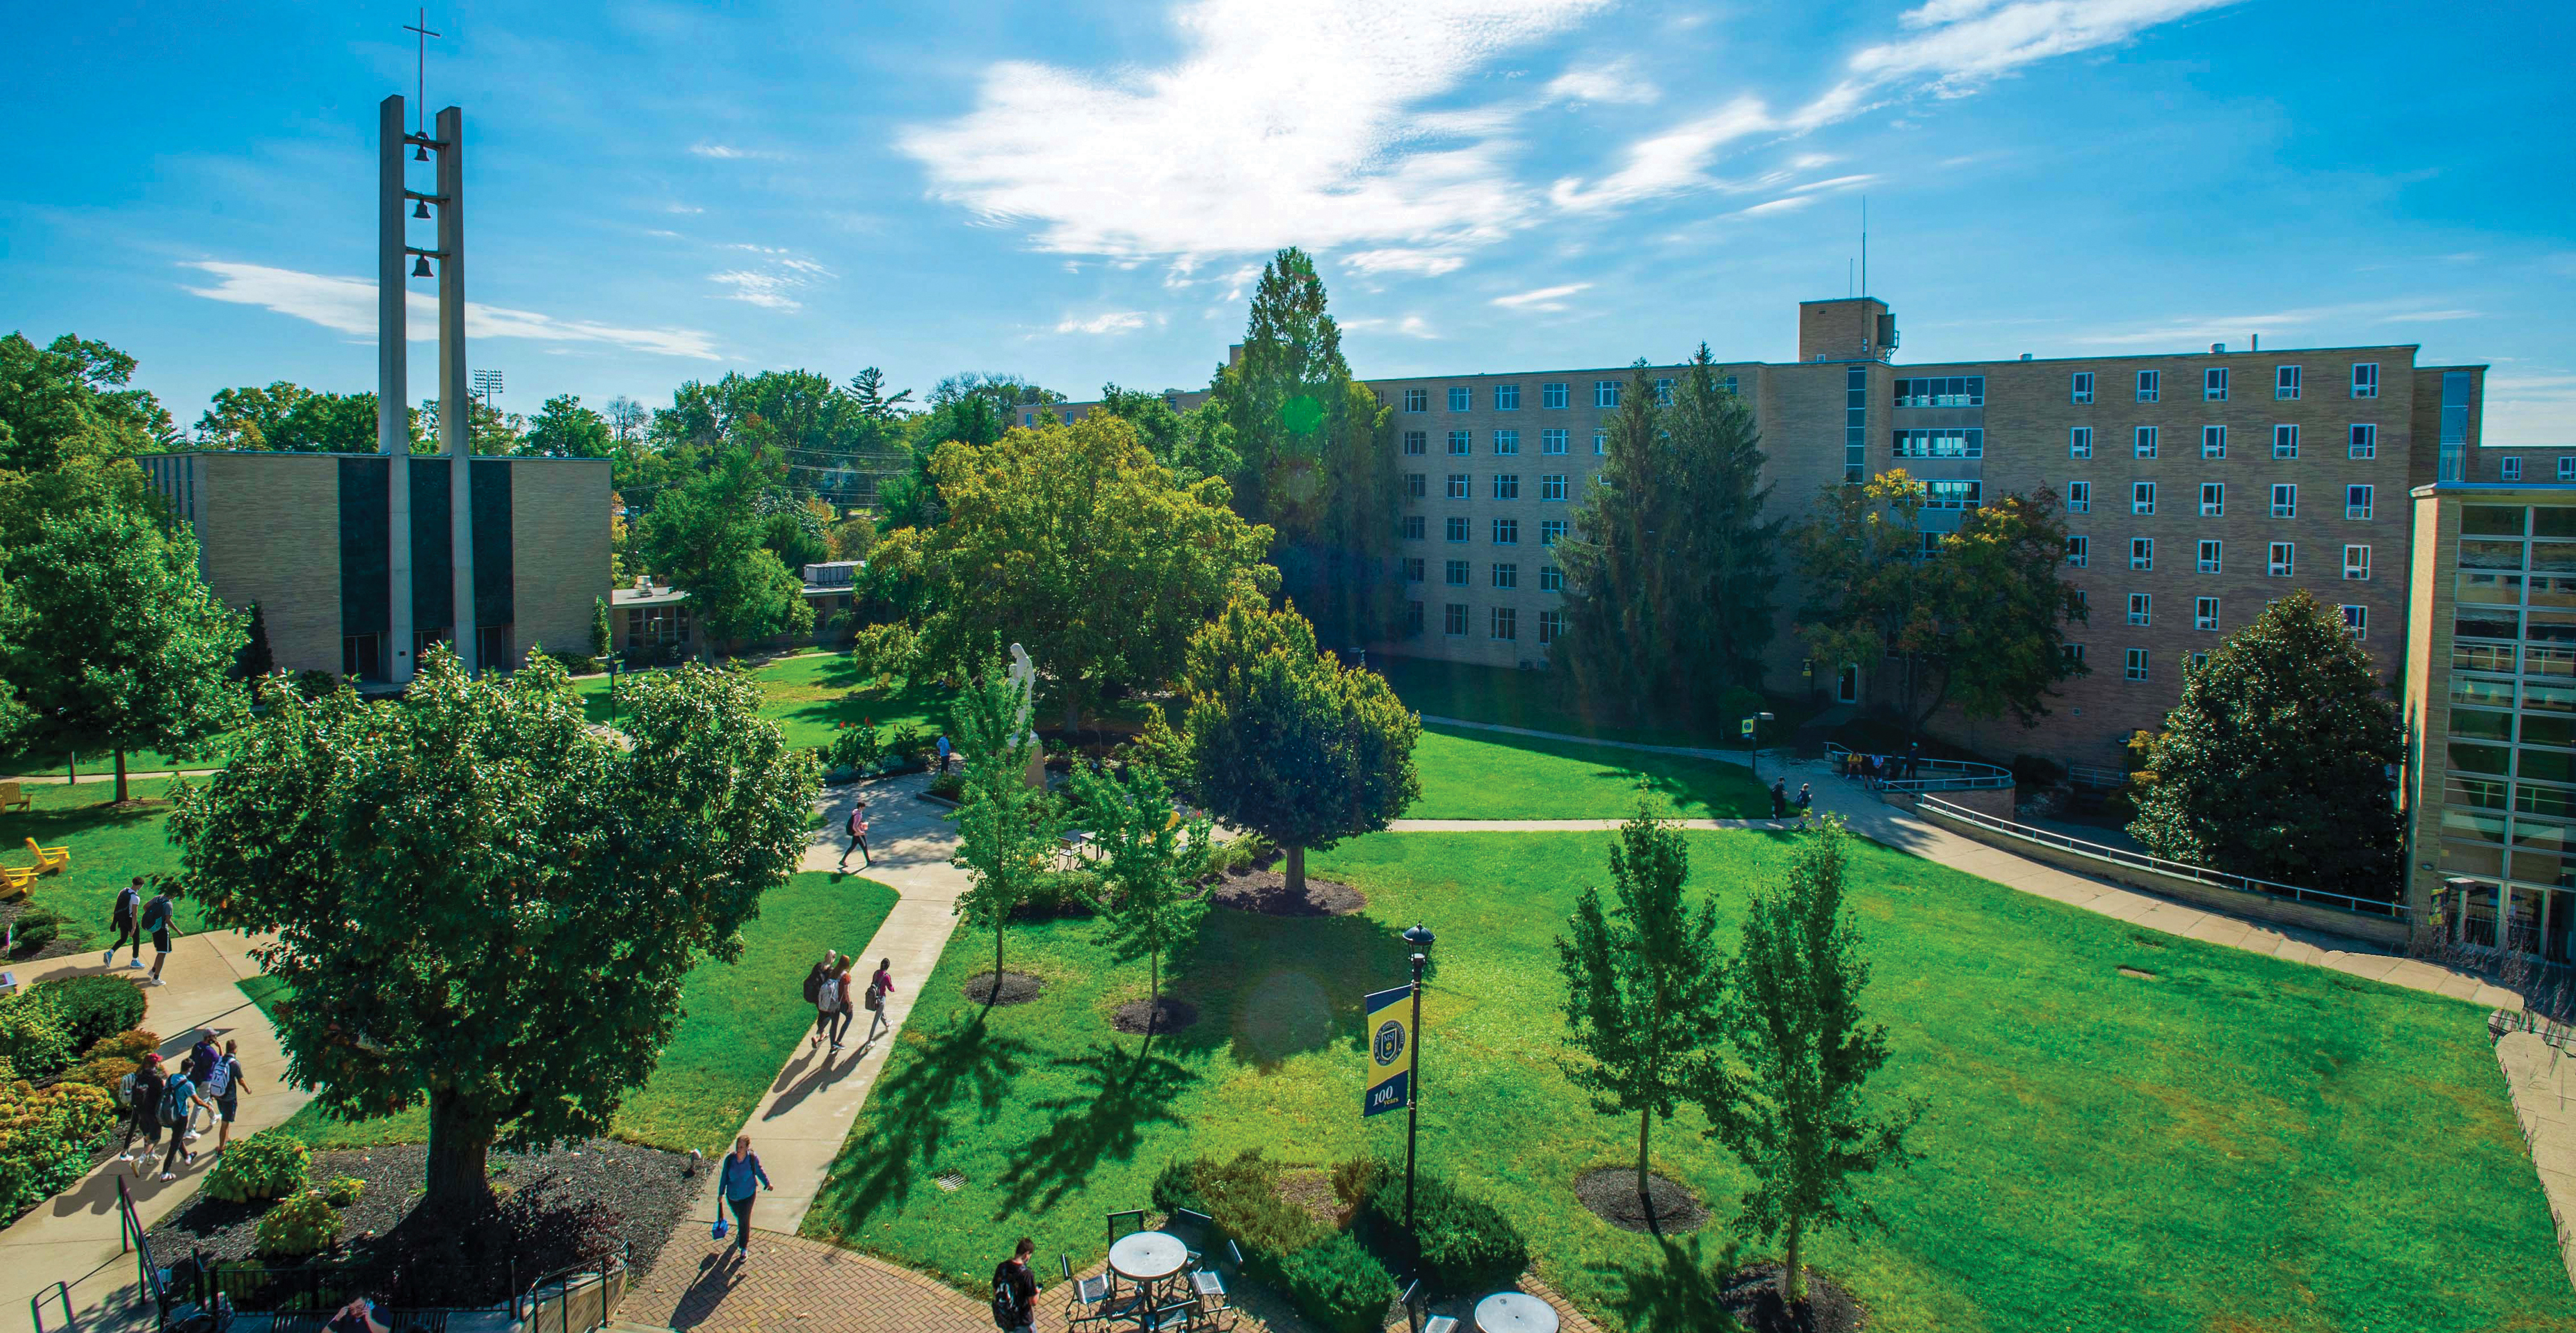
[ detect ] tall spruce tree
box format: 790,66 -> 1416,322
2126,589 -> 2402,897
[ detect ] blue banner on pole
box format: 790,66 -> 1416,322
1363,983 -> 1412,1118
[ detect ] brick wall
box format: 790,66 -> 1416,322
509,458 -> 612,666
196,454 -> 343,674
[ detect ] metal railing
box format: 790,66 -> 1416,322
1825,743 -> 2015,792
1917,794 -> 2406,920
2067,764 -> 2127,790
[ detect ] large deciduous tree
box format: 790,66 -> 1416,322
1555,800 -> 1728,1230
192,382 -> 379,453
1,497 -> 248,801
1704,814 -> 1919,1306
522,394 -> 617,459
949,652 -> 1058,998
887,412 -> 1277,732
0,332 -> 178,472
170,651 -> 815,1214
2126,589 -> 2402,897
1067,759 -> 1215,1030
1093,383 -> 1240,486
634,447 -> 814,654
1170,598 -> 1420,896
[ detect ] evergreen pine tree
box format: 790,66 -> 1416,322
238,601 -> 277,680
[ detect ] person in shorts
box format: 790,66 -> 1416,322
204,1039 -> 250,1153
139,886 -> 176,986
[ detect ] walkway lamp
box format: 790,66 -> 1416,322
1400,922 -> 1435,1229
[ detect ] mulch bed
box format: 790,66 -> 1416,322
146,1139 -> 698,1307
1209,870 -> 1367,917
1109,997 -> 1198,1036
1274,1170 -> 1346,1227
1573,1167 -> 1709,1234
1719,1263 -> 1869,1333
964,970 -> 1046,1006
2,898 -> 83,961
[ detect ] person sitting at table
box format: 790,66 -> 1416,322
992,1236 -> 1039,1333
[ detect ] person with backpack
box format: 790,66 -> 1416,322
1769,778 -> 1788,820
828,959 -> 859,1050
104,878 -> 146,969
204,1039 -> 250,1154
182,1030 -> 220,1143
863,957 -> 897,1045
812,955 -> 843,1052
802,951 -> 834,1049
717,1136 -> 772,1256
157,1063 -> 203,1180
1795,783 -> 1813,814
115,1053 -> 166,1173
139,886 -> 177,986
991,1237 -> 1039,1332
839,801 -> 871,870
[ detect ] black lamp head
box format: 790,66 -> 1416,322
1402,922 -> 1435,949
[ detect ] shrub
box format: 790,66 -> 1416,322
1208,832 -> 1275,877
926,769 -> 965,801
1358,1166 -> 1529,1293
883,722 -> 930,765
0,1063 -> 117,1223
1155,1150 -> 1322,1256
29,975 -> 148,1054
253,1189 -> 342,1258
61,1028 -> 158,1095
291,669 -> 343,700
204,1129 -> 311,1203
6,906 -> 65,958
1330,1155 -> 1382,1210
324,1175 -> 367,1207
826,720 -> 884,775
0,995 -> 76,1080
848,622 -> 919,684
1269,1232 -> 1397,1333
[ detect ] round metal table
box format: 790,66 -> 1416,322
1109,1229 -> 1191,1320
1475,1292 -> 1560,1333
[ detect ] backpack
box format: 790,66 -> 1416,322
206,1056 -> 236,1099
114,888 -> 140,926
116,1070 -> 138,1109
160,1077 -> 192,1125
864,982 -> 884,1013
803,966 -> 825,1005
990,1272 -> 1024,1330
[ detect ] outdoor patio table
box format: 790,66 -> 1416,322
1108,1230 -> 1192,1320
1475,1292 -> 1560,1333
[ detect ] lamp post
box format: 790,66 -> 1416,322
606,656 -> 623,728
1400,921 -> 1435,1230
1744,711 -> 1775,781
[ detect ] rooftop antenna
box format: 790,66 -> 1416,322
403,9 -> 440,140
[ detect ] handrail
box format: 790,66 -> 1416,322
30,1281 -> 75,1333
1824,742 -> 2015,792
1917,794 -> 2405,919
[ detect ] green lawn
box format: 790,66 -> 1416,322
573,653 -> 956,753
806,830 -> 2567,1333
265,870 -> 899,1157
1411,725 -> 1768,819
1370,655 -> 1818,752
1,777 -> 196,946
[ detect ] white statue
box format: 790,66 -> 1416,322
1006,642 -> 1045,789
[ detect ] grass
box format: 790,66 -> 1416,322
1370,655 -> 1820,752
572,653 -> 956,753
0,777 -> 197,946
263,870 -> 899,1156
1410,725 -> 1769,819
805,829 -> 2570,1333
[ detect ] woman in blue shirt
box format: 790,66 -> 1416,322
718,1135 -> 772,1256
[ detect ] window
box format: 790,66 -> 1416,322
2136,369 -> 2162,402
2561,457 -> 2576,482
2135,425 -> 2159,459
2130,537 -> 2154,570
2195,596 -> 2219,631
1399,512 -> 1429,541
1541,382 -> 1569,409
2071,371 -> 2095,404
2268,541 -> 2294,576
1406,600 -> 1425,635
1845,364 -> 1868,483
1447,430 -> 1471,456
1493,429 -> 1520,456
1540,565 -> 1564,591
2349,424 -> 2377,459
1595,380 -> 1622,408
1924,480 -> 1983,509
1593,430 -> 1607,456
1444,603 -> 1468,636
2199,482 -> 2224,517
1541,428 -> 1569,455
1492,517 -> 1519,544
2272,424 -> 2299,459
1403,388 -> 1428,412
1446,473 -> 1468,499
2064,644 -> 2087,666
2191,651 -> 2210,670
1491,607 -> 1518,640
2197,539 -> 2222,573
1447,386 -> 1471,412
2345,484 -> 2373,520
1493,474 -> 1520,500
2271,483 -> 2296,518
2070,426 -> 2094,459
1404,472 -> 1427,500
1444,559 -> 1468,587
1920,532 -> 1946,558
2341,604 -> 2368,640
1491,563 -> 1518,589
2125,648 -> 2149,682
1541,474 -> 1568,501
1537,609 -> 1563,645
2132,481 -> 2156,515
2066,535 -> 2090,567
2505,457 -> 2526,482
1403,557 -> 1425,583
2276,364 -> 2303,400
1495,384 -> 1521,411
2128,593 -> 2151,627
2351,362 -> 2378,399
1540,518 -> 1568,545
1891,376 -> 1986,407
2343,544 -> 2370,580
1062,411 -> 1077,425
1891,428 -> 1983,458
2201,425 -> 2226,459
1446,516 -> 1468,542
2068,481 -> 2091,513
2204,367 -> 2228,401
1403,431 -> 1427,456
1654,378 -> 1675,406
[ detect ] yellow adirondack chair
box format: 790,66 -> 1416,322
0,781 -> 29,813
0,865 -> 31,899
24,837 -> 67,875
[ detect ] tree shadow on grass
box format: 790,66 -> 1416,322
993,1038 -> 1198,1215
1158,908 -> 1422,1070
1590,1232 -> 1749,1333
812,1015 -> 1027,1228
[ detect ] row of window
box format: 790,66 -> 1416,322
2090,481 -> 2376,519
2082,612 -> 2373,681
1406,601 -> 1565,644
2067,423 -> 2382,459
2114,592 -> 2357,635
1400,514 -> 1573,545
2066,363 -> 2382,405
1403,559 -> 1568,592
1404,473 -> 1577,501
2064,536 -> 2373,579
1402,382 -> 1628,412
2494,456 -> 2576,483
1403,429 -> 1604,456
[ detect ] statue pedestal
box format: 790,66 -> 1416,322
1024,741 -> 1046,791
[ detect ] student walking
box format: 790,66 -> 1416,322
139,886 -> 176,986
811,955 -> 843,1051
1794,783 -> 1813,814
828,959 -> 858,1050
104,878 -> 145,968
839,801 -> 871,870
935,734 -> 953,773
158,1063 -> 202,1180
991,1238 -> 1039,1333
115,1053 -> 167,1174
204,1039 -> 250,1153
862,958 -> 896,1045
717,1137 -> 772,1256
1769,778 -> 1788,820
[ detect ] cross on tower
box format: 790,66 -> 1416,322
403,9 -> 441,137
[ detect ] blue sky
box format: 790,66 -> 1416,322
5,1 -> 2571,441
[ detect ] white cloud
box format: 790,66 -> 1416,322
689,143 -> 783,160
1549,97 -> 1776,212
1345,248 -> 1470,276
1545,58 -> 1659,105
1738,195 -> 1817,216
179,260 -> 721,359
1345,314 -> 1438,338
1855,0 -> 2243,92
2485,374 -> 2576,447
1491,282 -> 1591,311
711,270 -> 804,311
2069,300 -> 2477,347
1790,172 -> 1877,193
663,203 -> 704,215
1055,311 -> 1149,335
